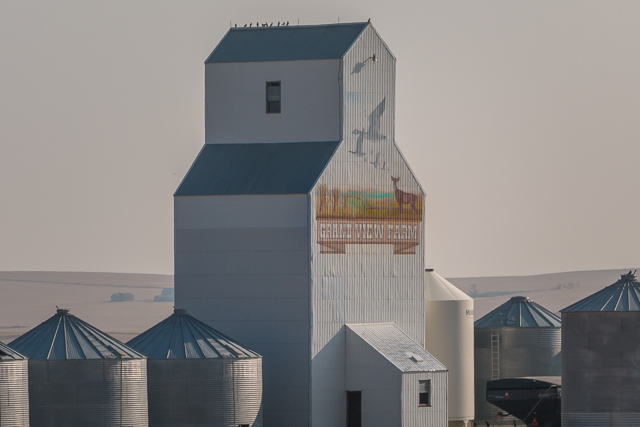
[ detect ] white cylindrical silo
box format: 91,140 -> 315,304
425,269 -> 474,427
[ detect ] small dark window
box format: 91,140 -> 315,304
419,380 -> 430,407
266,81 -> 281,113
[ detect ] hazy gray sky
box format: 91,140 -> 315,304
2,1 -> 639,278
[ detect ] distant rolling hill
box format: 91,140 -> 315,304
447,268 -> 639,319
0,271 -> 173,343
0,269 -> 633,344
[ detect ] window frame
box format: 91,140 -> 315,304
418,379 -> 431,407
266,81 -> 281,114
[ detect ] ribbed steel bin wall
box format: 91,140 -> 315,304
28,359 -> 148,427
147,358 -> 262,427
562,312 -> 640,426
474,327 -> 561,425
0,359 -> 29,427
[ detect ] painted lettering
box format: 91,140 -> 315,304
393,225 -> 400,240
407,225 -> 417,240
401,225 -> 407,240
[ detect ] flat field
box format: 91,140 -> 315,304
0,271 -> 173,344
0,269 -> 633,345
448,268 -> 639,319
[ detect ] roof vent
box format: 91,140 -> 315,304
174,308 -> 187,315
409,353 -> 424,363
621,270 -> 637,281
56,308 -> 70,315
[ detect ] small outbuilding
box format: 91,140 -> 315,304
560,270 -> 640,426
127,308 -> 263,427
345,323 -> 448,427
0,340 -> 29,427
9,308 -> 148,427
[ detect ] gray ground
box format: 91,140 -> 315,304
0,269 -> 633,344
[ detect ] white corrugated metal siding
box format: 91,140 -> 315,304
206,60 -> 342,144
310,24 -> 426,427
401,372 -> 448,427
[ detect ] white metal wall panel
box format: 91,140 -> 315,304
310,25 -> 426,427
175,194 -> 311,427
346,326 -> 402,427
401,372 -> 448,427
206,60 -> 341,143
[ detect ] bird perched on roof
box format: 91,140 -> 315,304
368,18 -> 371,23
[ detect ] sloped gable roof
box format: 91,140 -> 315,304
206,23 -> 368,63
347,323 -> 446,372
175,141 -> 339,196
127,309 -> 260,359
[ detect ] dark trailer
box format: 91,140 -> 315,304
486,377 -> 561,427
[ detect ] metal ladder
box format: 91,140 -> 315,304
491,332 -> 500,379
490,332 -> 500,425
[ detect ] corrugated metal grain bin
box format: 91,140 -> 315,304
127,308 -> 263,427
9,309 -> 148,427
0,341 -> 29,427
560,271 -> 640,426
474,296 -> 561,426
424,270 -> 474,427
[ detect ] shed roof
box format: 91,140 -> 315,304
175,141 -> 339,196
206,23 -> 368,63
127,309 -> 260,359
475,296 -> 561,328
561,270 -> 640,312
425,269 -> 472,301
9,309 -> 144,360
346,323 -> 446,373
0,340 -> 25,361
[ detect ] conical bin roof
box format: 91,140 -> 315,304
425,269 -> 472,301
475,296 -> 560,328
9,308 -> 144,360
561,270 -> 640,312
127,309 -> 260,359
0,340 -> 26,361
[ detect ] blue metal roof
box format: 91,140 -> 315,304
0,341 -> 25,361
175,141 -> 339,196
9,309 -> 144,360
475,296 -> 561,328
127,309 -> 260,359
561,270 -> 640,312
206,23 -> 368,63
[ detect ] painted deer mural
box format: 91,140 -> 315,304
391,176 -> 418,216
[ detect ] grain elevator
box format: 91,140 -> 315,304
174,22 -> 447,427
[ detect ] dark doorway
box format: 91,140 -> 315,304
346,391 -> 362,427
